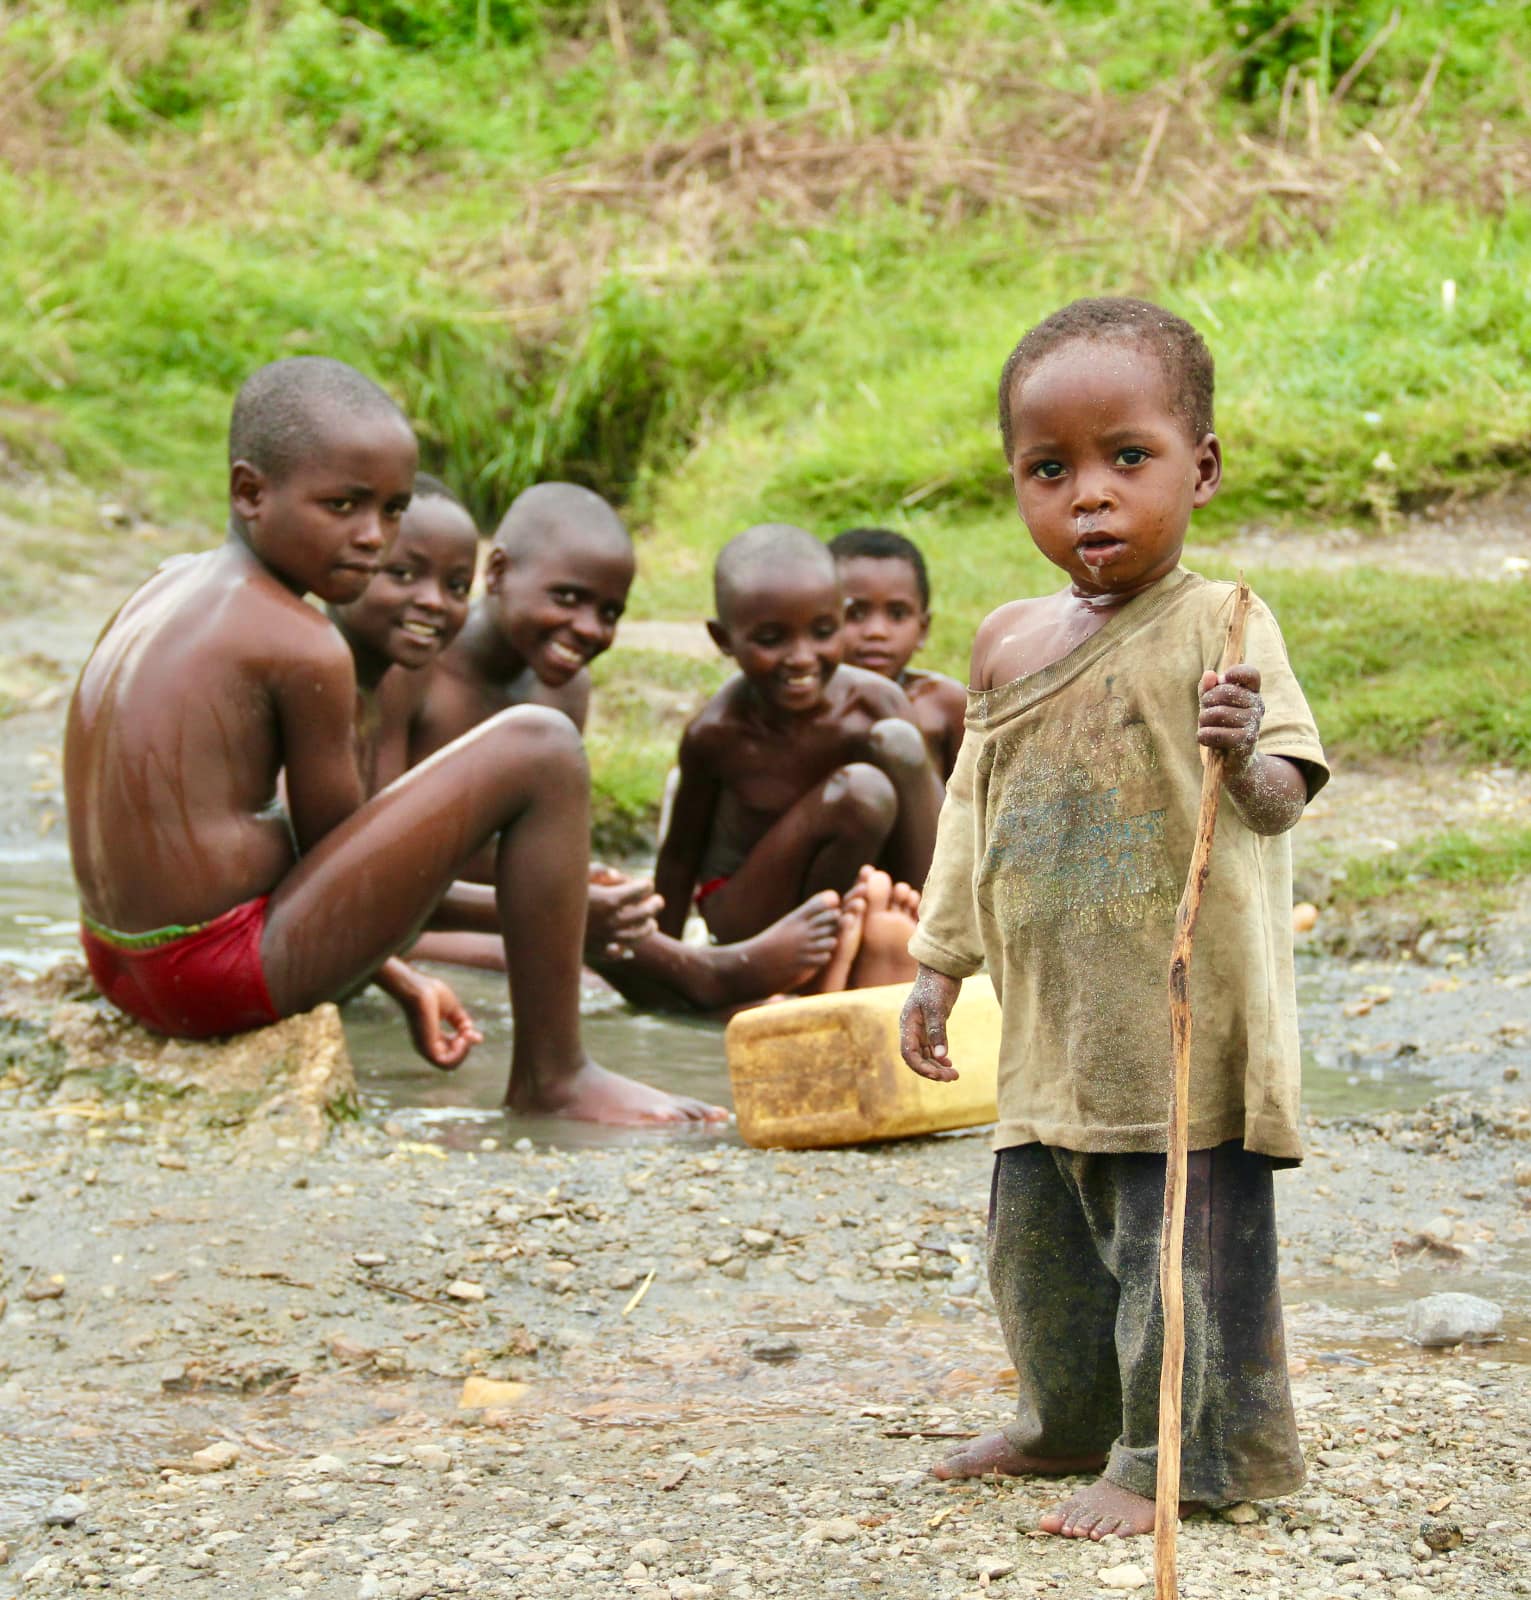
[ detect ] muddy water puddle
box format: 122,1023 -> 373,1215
0,853 -> 1485,1150
0,853 -> 737,1150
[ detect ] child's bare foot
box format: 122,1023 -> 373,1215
933,1432 -> 1106,1481
847,869 -> 920,988
709,892 -> 843,1002
507,1058 -> 727,1126
811,868 -> 873,992
1038,1478 -> 1195,1539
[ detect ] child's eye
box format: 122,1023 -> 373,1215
1030,461 -> 1065,481
1116,447 -> 1150,466
600,604 -> 624,626
327,497 -> 358,514
383,565 -> 413,582
888,605 -> 911,622
550,587 -> 580,607
448,578 -> 472,599
845,601 -> 869,623
813,619 -> 840,639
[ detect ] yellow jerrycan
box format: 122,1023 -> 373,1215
725,978 -> 1000,1150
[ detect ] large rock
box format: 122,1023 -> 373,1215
0,959 -> 356,1153
1403,1292 -> 1503,1347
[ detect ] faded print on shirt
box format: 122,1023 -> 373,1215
975,678 -> 1180,935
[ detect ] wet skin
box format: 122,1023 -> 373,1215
407,518 -> 842,1011
655,560 -> 942,947
67,413 -> 704,1125
836,554 -> 967,779
898,332 -> 1312,1517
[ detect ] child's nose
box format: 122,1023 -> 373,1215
1070,469 -> 1115,513
572,606 -> 608,645
353,513 -> 387,552
416,579 -> 446,613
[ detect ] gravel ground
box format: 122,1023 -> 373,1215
2,992 -> 1528,1598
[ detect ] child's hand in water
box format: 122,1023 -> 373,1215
587,865 -> 664,962
1197,663 -> 1263,771
900,965 -> 962,1081
399,973 -> 483,1070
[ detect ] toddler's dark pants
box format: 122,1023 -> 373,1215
987,1140 -> 1305,1506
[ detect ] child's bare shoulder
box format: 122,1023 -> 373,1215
679,675 -> 750,759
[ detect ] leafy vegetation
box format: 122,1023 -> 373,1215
2,0 -> 1529,811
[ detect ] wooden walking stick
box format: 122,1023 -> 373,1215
1153,577 -> 1252,1600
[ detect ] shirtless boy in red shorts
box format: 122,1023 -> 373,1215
64,357 -> 721,1126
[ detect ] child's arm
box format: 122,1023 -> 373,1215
273,634 -> 369,850
653,728 -> 720,940
1198,665 -> 1308,836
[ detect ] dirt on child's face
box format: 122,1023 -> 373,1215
1006,338 -> 1220,599
487,530 -> 634,686
236,413 -> 418,605
336,496 -> 478,671
713,567 -> 845,714
836,555 -> 929,679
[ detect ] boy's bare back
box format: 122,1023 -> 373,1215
67,544 -> 359,932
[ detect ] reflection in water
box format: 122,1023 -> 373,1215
0,852 -> 738,1150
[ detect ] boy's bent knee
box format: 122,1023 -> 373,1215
866,716 -> 928,776
481,704 -> 586,766
825,761 -> 898,832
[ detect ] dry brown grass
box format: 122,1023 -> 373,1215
3,3 -> 1527,325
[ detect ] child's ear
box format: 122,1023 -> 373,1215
916,610 -> 932,651
483,545 -> 507,593
705,618 -> 734,658
1191,434 -> 1223,507
229,461 -> 265,523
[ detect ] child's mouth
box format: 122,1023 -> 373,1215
544,640 -> 587,674
1077,535 -> 1128,568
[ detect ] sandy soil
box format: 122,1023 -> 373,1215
2,555 -> 1530,1599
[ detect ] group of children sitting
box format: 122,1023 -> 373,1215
64,356 -> 969,1127
65,295 -> 1329,1542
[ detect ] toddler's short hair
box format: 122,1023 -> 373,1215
827,527 -> 931,610
997,298 -> 1214,460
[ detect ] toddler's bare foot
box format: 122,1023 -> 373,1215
709,892 -> 842,1002
812,868 -> 873,992
507,1058 -> 727,1126
847,869 -> 920,988
1038,1478 -> 1197,1539
933,1432 -> 1107,1481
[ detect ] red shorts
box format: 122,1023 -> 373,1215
80,896 -> 281,1040
695,875 -> 730,907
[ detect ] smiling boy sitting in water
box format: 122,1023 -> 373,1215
65,357 -> 719,1126
901,299 -> 1328,1537
654,523 -> 941,981
404,484 -> 846,1007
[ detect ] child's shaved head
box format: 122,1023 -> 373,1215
714,524 -> 833,618
229,357 -> 408,481
492,482 -> 630,562
998,298 -> 1214,460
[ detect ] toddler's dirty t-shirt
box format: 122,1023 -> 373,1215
908,568 -> 1328,1163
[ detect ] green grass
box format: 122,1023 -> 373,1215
1329,822 -> 1531,907
3,0 -> 1531,812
